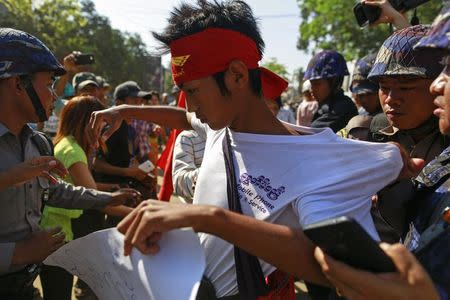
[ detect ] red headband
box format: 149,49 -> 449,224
170,28 -> 287,100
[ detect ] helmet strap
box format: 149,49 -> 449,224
411,9 -> 420,26
21,76 -> 48,122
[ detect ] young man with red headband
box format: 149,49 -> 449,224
89,1 -> 419,299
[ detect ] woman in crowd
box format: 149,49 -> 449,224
39,95 -> 137,300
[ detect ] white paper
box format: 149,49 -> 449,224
44,228 -> 205,300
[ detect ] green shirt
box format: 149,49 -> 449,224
41,136 -> 85,241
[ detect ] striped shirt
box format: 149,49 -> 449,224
172,130 -> 206,203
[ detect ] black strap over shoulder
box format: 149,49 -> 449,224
31,131 -> 54,156
222,129 -> 269,300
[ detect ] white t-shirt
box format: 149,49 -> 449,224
191,117 -> 402,297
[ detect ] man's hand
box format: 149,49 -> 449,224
11,227 -> 65,266
362,0 -> 410,29
62,51 -> 81,74
8,156 -> 68,186
109,188 -> 142,207
125,165 -> 148,182
390,142 -> 425,180
89,106 -> 125,147
117,200 -> 208,256
314,243 -> 440,300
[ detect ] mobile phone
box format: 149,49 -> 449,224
353,2 -> 381,27
138,160 -> 155,173
303,216 -> 396,273
74,53 -> 95,65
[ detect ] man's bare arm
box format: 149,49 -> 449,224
89,105 -> 193,143
117,200 -> 329,286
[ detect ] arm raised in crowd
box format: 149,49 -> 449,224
363,0 -> 410,30
89,105 -> 192,144
53,51 -> 81,98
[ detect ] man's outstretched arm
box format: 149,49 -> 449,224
89,105 -> 193,143
117,200 -> 329,286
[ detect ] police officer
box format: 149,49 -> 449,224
303,50 -> 358,132
367,25 -> 448,243
350,54 -> 382,116
0,28 -> 138,299
313,8 -> 450,299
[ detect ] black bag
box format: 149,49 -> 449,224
31,131 -> 54,156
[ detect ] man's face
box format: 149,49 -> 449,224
33,71 -> 57,120
378,77 -> 435,130
125,96 -> 143,106
150,95 -> 159,105
77,84 -> 100,99
310,79 -> 330,103
355,92 -> 380,115
182,76 -> 236,130
430,56 -> 450,135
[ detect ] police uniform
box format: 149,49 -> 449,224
364,25 -> 446,243
371,117 -> 448,242
310,90 -> 358,133
304,50 -> 358,133
403,147 -> 450,299
350,54 -> 383,116
405,6 -> 450,299
0,28 -> 113,299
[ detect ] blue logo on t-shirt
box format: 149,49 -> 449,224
239,173 -> 286,200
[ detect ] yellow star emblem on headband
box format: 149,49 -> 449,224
171,55 -> 191,67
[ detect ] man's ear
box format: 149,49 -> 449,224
4,76 -> 25,95
224,60 -> 249,91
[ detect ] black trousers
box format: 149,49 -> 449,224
0,264 -> 41,300
0,287 -> 35,300
40,264 -> 73,300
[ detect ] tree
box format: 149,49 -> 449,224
1,0 -> 89,58
0,0 -> 162,91
297,0 -> 443,61
262,57 -> 290,80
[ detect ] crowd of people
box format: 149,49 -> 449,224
1,0 -> 450,299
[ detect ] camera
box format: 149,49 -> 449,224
74,53 -> 95,65
353,0 -> 431,27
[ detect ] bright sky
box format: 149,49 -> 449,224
92,0 -> 311,80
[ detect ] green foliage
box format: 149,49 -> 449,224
262,57 -> 289,80
163,67 -> 175,94
0,0 -> 162,90
297,0 -> 443,61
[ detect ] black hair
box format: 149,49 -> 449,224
274,96 -> 282,109
150,90 -> 160,99
153,0 -> 264,97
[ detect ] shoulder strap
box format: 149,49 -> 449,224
222,129 -> 269,300
31,131 -> 54,156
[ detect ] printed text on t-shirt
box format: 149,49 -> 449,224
237,173 -> 286,214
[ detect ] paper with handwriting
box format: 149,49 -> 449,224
44,228 -> 205,300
